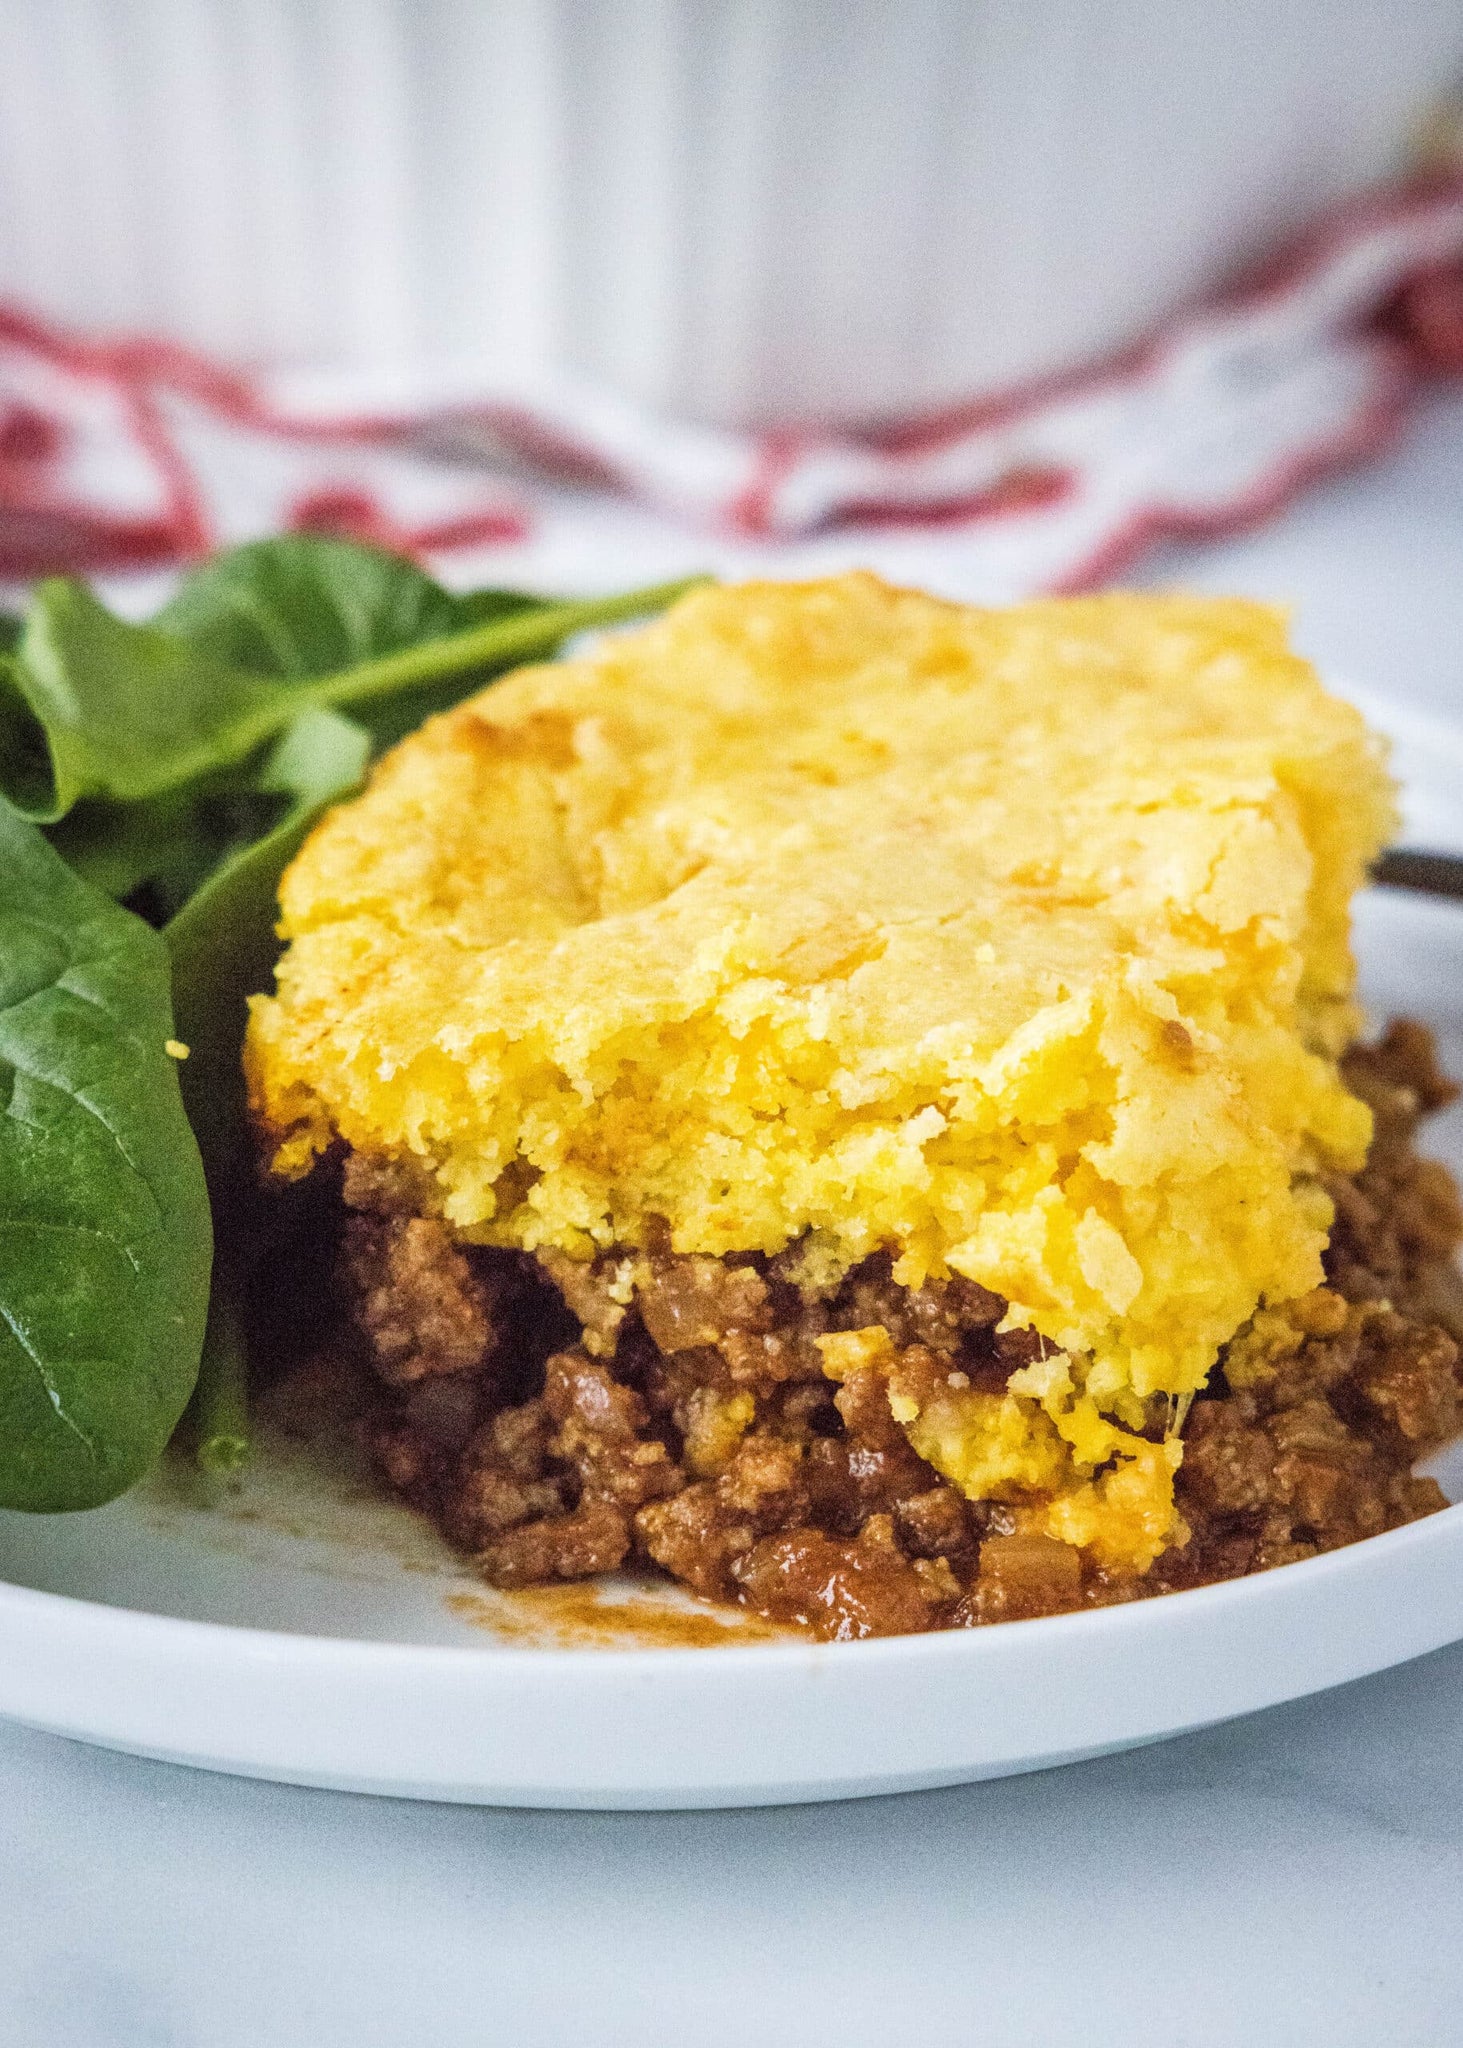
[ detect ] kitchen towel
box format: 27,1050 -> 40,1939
1,168 -> 1460,601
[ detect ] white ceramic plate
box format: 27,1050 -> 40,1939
3,705 -> 1463,1810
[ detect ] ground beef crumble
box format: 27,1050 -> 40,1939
330,1022 -> 1463,1641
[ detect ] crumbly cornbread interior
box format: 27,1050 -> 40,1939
246,575 -> 1397,1572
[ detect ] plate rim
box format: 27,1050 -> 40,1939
6,1497 -> 1463,1807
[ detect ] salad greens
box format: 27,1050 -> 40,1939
0,535 -> 701,1509
0,580 -> 289,822
1,543 -> 692,828
0,803 -> 211,1509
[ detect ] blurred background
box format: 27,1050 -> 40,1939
1,0 -> 1460,422
2,0 -> 1458,417
0,0 -> 1460,600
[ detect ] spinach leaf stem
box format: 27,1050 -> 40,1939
307,577 -> 704,717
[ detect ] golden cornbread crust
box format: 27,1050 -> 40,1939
248,575 -> 1400,1575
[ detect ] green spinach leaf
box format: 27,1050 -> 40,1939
33,540 -> 487,907
167,706 -> 369,1220
45,776 -> 288,922
0,581 -> 282,821
0,804 -> 211,1509
157,533 -> 539,678
1,558 -> 697,826
156,535 -> 552,755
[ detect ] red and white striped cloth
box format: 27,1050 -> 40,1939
2,170 -> 1461,601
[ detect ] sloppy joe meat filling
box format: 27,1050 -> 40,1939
328,1023 -> 1463,1640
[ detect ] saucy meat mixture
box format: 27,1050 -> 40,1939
323,1021 -> 1463,1641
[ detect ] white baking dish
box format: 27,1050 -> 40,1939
0,0 -> 1458,427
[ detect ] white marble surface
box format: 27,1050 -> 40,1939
8,1641 -> 1463,2048
3,388 -> 1462,2048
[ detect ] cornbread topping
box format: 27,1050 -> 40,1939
246,577 -> 1462,1630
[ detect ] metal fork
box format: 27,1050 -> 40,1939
1373,851 -> 1463,901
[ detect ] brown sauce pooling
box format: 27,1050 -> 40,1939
444,1583 -> 790,1650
